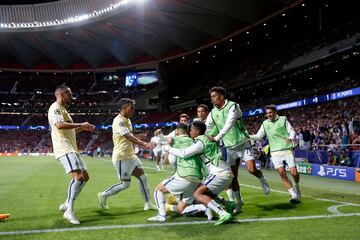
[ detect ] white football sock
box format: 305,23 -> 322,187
288,188 -> 298,199
66,179 -> 82,212
75,180 -> 86,198
137,174 -> 151,203
225,189 -> 235,202
103,181 -> 130,197
207,200 -> 227,216
181,204 -> 207,215
154,190 -> 166,216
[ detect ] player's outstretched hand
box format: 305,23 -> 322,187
145,142 -> 156,149
81,122 -> 96,132
206,135 -> 217,142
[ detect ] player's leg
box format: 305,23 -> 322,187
131,157 -> 157,210
58,152 -> 88,224
286,154 -> 301,198
208,175 -> 236,214
243,143 -> 270,195
273,158 -> 300,203
98,160 -> 131,209
153,150 -> 161,172
149,177 -> 197,222
59,153 -> 88,212
193,184 -> 232,225
148,182 -> 170,222
226,149 -> 244,212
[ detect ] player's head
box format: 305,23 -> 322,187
209,87 -> 226,108
176,123 -> 189,136
196,104 -> 209,121
119,98 -> 135,118
154,128 -> 162,136
179,113 -> 190,125
265,104 -> 277,121
190,121 -> 206,139
55,85 -> 72,104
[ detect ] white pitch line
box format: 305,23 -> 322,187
327,204 -> 354,214
240,184 -> 360,206
1,213 -> 360,236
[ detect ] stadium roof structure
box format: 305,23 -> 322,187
0,0 -> 302,72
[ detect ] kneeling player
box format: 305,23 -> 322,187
166,121 -> 233,225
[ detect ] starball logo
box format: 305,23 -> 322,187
317,165 -> 347,178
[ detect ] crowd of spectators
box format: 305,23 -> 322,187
175,18 -> 360,105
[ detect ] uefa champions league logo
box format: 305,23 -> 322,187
317,165 -> 326,176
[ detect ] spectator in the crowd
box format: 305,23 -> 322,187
327,150 -> 338,166
339,149 -> 351,166
301,126 -> 311,150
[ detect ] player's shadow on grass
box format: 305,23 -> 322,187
255,202 -> 298,212
77,208 -> 153,224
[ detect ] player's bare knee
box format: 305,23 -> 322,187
82,171 -> 89,181
279,172 -> 287,179
75,176 -> 84,181
290,168 -> 298,177
155,183 -> 166,192
193,189 -> 201,200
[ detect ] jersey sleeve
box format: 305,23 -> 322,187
48,104 -> 64,126
117,118 -> 131,136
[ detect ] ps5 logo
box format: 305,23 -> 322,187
317,165 -> 347,178
317,165 -> 326,176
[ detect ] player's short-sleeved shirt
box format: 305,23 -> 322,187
112,114 -> 135,162
151,136 -> 163,152
48,101 -> 78,159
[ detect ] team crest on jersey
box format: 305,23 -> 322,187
54,109 -> 61,115
119,122 -> 125,127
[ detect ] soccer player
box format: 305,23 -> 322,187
147,123 -> 211,223
165,121 -> 234,224
163,113 -> 190,139
151,128 -> 165,172
48,85 -> 96,224
97,98 -> 156,211
193,104 -> 209,123
160,113 -> 190,166
250,105 -> 301,203
206,86 -> 270,213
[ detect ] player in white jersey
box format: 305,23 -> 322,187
97,98 -> 157,211
159,113 -> 190,166
151,128 -> 165,172
161,113 -> 190,139
48,85 -> 96,225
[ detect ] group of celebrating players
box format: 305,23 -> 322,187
49,85 -> 301,225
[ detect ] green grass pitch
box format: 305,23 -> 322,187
0,156 -> 360,240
